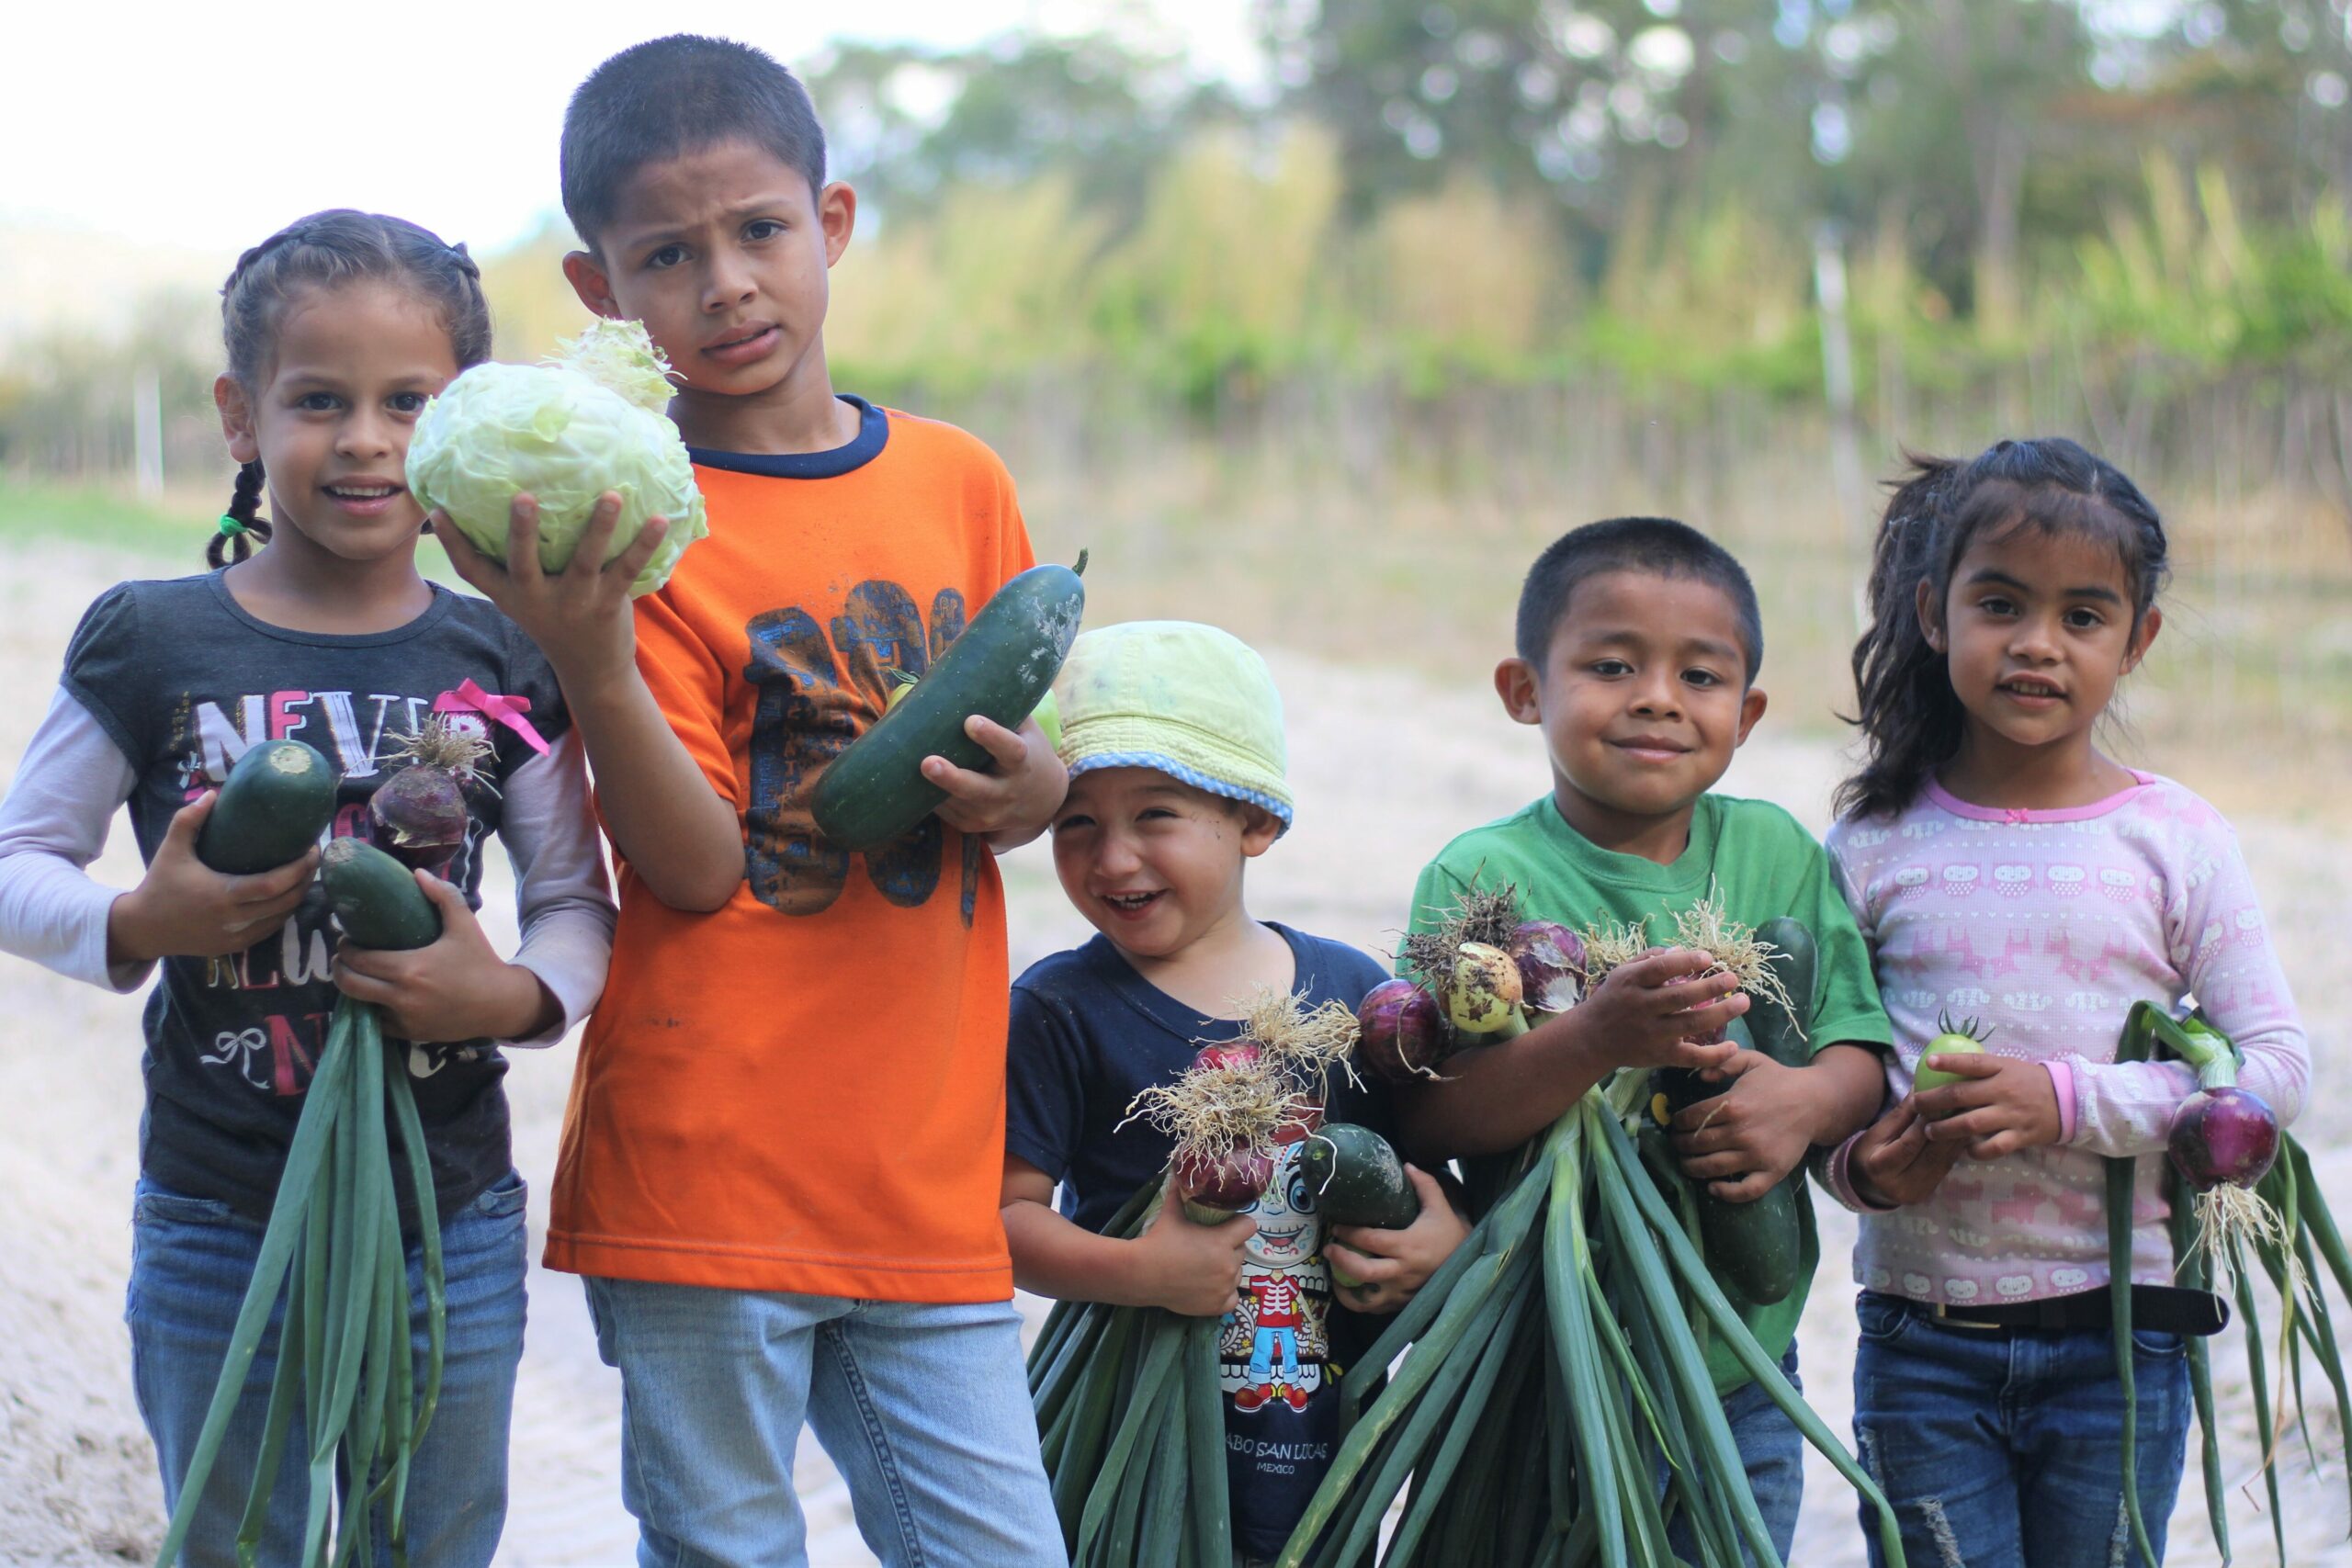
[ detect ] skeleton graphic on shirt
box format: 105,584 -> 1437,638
1220,1123 -> 1332,1415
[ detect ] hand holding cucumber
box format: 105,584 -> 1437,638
1323,1165 -> 1469,1315
1132,1178 -> 1257,1318
107,792 -> 320,964
1668,1050 -> 1820,1201
331,870 -> 555,1043
920,713 -> 1069,847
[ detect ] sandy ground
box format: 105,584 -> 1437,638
2,537 -> 2346,1566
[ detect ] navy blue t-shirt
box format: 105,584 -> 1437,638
1005,922 -> 1396,1561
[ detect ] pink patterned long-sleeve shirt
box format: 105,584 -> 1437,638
1822,772 -> 2307,1307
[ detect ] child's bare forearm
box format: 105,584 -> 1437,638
1002,1197 -> 1162,1306
567,674 -> 743,912
1803,1043 -> 1894,1146
1396,1010 -> 1611,1162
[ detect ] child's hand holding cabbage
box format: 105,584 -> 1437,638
407,319 -> 708,596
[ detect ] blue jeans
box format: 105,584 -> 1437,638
583,1277 -> 1062,1568
1852,1292 -> 2192,1568
125,1169 -> 528,1568
1656,1343 -> 1804,1566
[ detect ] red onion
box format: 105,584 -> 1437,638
1174,1142 -> 1272,1224
2167,1085 -> 2280,1192
1507,919 -> 1587,1013
1357,979 -> 1447,1083
1192,1042 -> 1261,1075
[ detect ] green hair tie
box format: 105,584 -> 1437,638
217,513 -> 246,538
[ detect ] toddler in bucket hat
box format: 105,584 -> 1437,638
1050,620 -> 1295,833
1005,626 -> 1476,1563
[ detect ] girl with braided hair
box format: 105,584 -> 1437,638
0,210 -> 615,1564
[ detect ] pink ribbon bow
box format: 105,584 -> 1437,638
434,679 -> 550,757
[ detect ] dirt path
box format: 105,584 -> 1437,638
1,539 -> 2344,1565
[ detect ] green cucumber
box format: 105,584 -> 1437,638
812,553 -> 1088,852
887,676 -> 1063,749
321,839 -> 441,952
1301,1122 -> 1421,1231
1648,919 -> 1819,1307
196,739 -> 340,874
1748,918 -> 1817,1071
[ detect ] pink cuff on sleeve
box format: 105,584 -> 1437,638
2044,1060 -> 2079,1145
1826,1130 -> 1901,1213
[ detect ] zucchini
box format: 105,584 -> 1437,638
1648,919 -> 1818,1307
811,553 -> 1087,852
196,739 -> 339,874
321,838 -> 441,952
1301,1122 -> 1421,1230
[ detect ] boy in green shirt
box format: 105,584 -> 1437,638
1396,515 -> 1892,1562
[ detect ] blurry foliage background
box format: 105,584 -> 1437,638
4,0 -> 2349,798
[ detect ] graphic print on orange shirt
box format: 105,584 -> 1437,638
741,580 -> 986,924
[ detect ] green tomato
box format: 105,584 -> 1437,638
1912,1033 -> 1985,1101
1033,688 -> 1064,751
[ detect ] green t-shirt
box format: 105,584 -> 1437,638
1408,791 -> 1892,1395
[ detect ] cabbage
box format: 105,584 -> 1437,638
407,319 -> 709,596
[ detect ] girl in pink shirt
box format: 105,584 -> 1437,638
1820,436 -> 2306,1568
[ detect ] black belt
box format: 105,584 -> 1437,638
1872,1286 -> 2229,1337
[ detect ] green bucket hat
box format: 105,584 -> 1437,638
1051,621 -> 1294,832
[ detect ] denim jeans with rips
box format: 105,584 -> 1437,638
1851,1291 -> 2192,1568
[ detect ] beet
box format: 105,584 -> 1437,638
370,718 -> 490,875
2167,1085 -> 2281,1192
1507,920 -> 1587,1013
368,766 -> 469,874
1357,979 -> 1447,1083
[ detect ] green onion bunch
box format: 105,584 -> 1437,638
153,998 -> 446,1568
2111,1002 -> 2352,1567
1029,986 -> 1366,1565
1273,1073 -> 1905,1568
1027,1180 -> 1234,1567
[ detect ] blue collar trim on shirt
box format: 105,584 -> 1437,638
685,395 -> 888,479
1080,923 -> 1323,1043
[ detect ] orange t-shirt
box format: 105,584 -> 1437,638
544,400 -> 1034,1301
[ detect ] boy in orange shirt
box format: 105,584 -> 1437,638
435,34 -> 1065,1568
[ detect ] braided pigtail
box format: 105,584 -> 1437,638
207,461 -> 272,569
